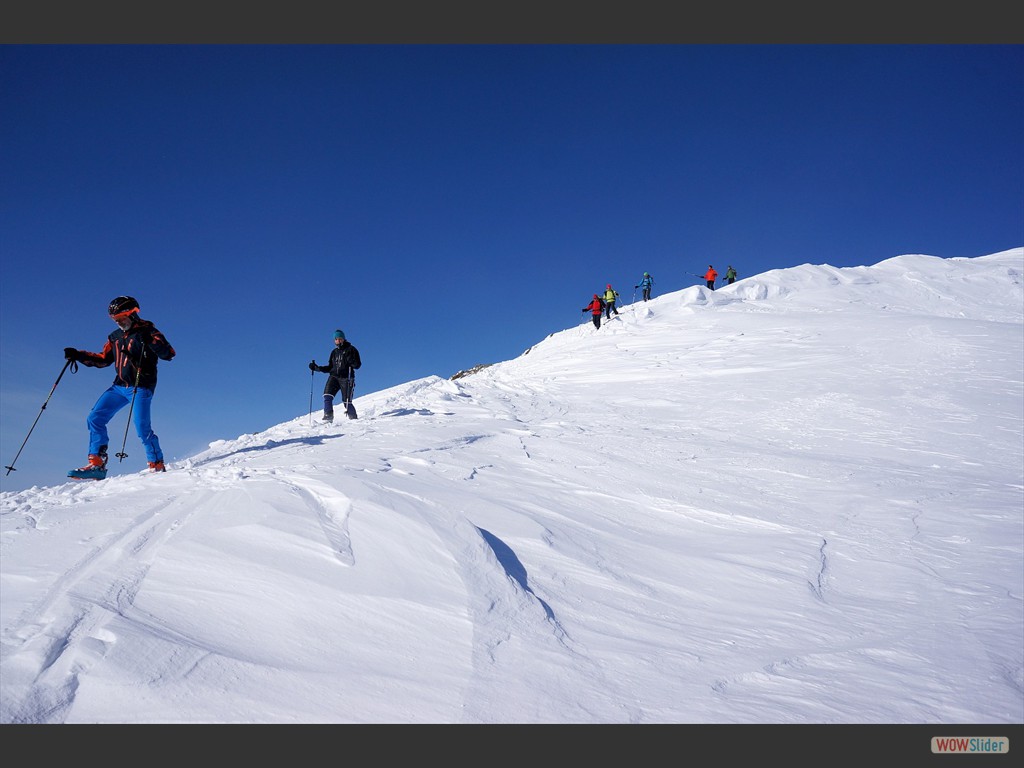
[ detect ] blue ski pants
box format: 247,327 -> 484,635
87,384 -> 164,463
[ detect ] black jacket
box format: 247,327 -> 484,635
76,317 -> 176,391
316,341 -> 361,379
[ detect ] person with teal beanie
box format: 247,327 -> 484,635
309,329 -> 362,422
636,272 -> 654,301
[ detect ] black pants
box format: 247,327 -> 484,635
590,314 -> 601,329
642,287 -> 651,301
324,376 -> 354,415
706,281 -> 715,290
604,301 -> 618,318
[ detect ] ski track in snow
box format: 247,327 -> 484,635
0,483 -> 203,723
2,427 -> 627,722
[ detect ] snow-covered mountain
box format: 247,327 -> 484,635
2,249 -> 1021,726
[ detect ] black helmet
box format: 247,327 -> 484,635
108,296 -> 139,317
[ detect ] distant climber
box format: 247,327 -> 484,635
603,284 -> 620,318
636,272 -> 654,302
705,265 -> 718,290
582,293 -> 604,329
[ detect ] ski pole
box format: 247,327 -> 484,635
344,367 -> 356,418
115,349 -> 144,462
5,358 -> 76,475
309,360 -> 315,425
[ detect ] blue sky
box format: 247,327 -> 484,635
1,44 -> 1022,492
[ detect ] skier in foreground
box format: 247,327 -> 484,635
65,296 -> 176,480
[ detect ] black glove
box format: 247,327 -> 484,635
309,361 -> 318,372
64,347 -> 79,362
634,285 -> 638,288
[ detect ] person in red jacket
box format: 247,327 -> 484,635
705,265 -> 718,290
582,293 -> 604,329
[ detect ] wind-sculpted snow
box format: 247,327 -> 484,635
1,250 -> 1022,723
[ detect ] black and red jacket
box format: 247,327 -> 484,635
76,317 -> 176,390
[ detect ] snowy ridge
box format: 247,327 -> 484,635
1,250 -> 1022,724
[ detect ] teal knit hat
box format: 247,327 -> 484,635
334,330 -> 345,341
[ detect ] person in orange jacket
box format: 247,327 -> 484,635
582,293 -> 604,329
704,265 -> 718,290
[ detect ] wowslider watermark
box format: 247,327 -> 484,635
932,736 -> 1009,754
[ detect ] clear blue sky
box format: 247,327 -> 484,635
2,44 -> 1022,492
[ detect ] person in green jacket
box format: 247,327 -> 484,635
602,284 -> 620,318
725,265 -> 738,284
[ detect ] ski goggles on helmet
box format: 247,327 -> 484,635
110,307 -> 139,321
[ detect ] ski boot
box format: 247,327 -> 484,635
69,448 -> 108,481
